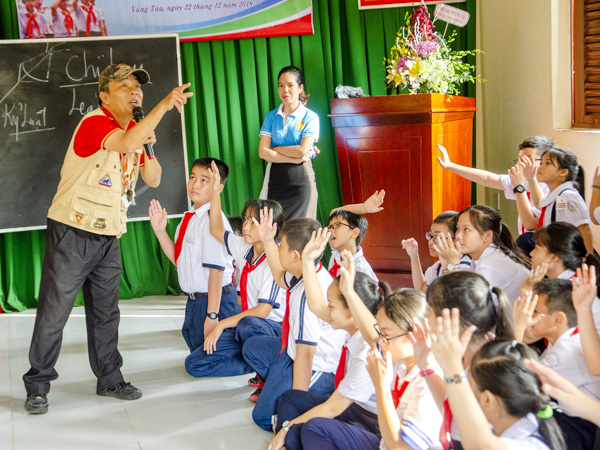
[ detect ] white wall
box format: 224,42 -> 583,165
475,0 -> 600,247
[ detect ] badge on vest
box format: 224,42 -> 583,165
568,201 -> 578,212
93,218 -> 107,229
99,174 -> 112,187
75,212 -> 85,223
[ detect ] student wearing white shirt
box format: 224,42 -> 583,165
184,173 -> 287,378
528,279 -> 600,448
590,166 -> 600,227
51,0 -> 77,38
435,205 -> 530,304
513,147 -> 593,254
326,209 -> 378,282
268,231 -> 382,450
301,250 -> 443,450
18,0 -> 46,39
149,158 -> 238,353
242,214 -> 345,431
73,0 -> 103,36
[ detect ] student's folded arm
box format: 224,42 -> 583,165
292,344 -> 316,391
273,136 -> 314,158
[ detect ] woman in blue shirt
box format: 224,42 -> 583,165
258,66 -> 319,220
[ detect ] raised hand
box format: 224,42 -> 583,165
436,144 -> 452,169
432,232 -> 461,265
519,155 -> 538,182
366,347 -> 394,388
402,238 -> 419,258
302,228 -> 331,263
512,291 -> 543,342
253,206 -> 278,242
431,308 -> 476,373
159,83 -> 194,113
408,318 -> 435,371
363,190 -> 386,213
338,249 -> 356,297
207,160 -> 222,194
508,161 -> 526,188
148,199 -> 168,233
520,263 -> 548,296
573,264 -> 597,312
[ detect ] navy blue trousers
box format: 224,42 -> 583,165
276,390 -> 380,450
182,285 -> 239,352
185,316 -> 282,378
301,417 -> 381,450
242,336 -> 335,431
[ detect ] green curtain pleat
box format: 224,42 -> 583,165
0,0 -> 476,312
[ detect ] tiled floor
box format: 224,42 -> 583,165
0,296 -> 273,449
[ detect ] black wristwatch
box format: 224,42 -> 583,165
513,184 -> 526,194
206,312 -> 218,320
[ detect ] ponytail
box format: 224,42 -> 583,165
575,163 -> 585,199
490,286 -> 515,340
336,272 -> 382,315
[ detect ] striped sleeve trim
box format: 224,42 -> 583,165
400,419 -> 434,450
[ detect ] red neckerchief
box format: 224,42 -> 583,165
239,253 -> 266,312
536,205 -> 547,229
62,9 -> 74,36
334,344 -> 348,388
26,13 -> 41,39
439,399 -> 453,449
174,212 -> 194,269
329,259 -> 341,278
81,4 -> 97,36
391,375 -> 410,409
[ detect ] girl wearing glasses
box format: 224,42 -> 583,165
296,249 -> 442,449
402,211 -> 471,293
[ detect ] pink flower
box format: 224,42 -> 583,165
415,41 -> 440,57
397,56 -> 410,72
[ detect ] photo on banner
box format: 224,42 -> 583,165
358,0 -> 464,10
15,0 -> 314,41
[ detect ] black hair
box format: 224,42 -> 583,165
240,199 -> 285,239
541,147 -> 585,199
377,283 -> 428,332
278,66 -> 309,105
518,136 -> 556,156
191,157 -> 229,185
280,218 -> 321,259
459,205 -> 530,269
533,222 -> 600,288
327,210 -> 368,246
333,272 -> 382,315
471,341 -> 566,450
227,217 -> 243,236
533,278 -> 577,328
428,271 -> 515,341
433,210 -> 459,236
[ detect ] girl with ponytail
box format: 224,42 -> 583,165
431,310 -> 566,450
434,204 -> 530,303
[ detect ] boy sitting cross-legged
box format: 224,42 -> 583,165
184,161 -> 286,379
149,157 -> 239,354
242,208 -> 346,431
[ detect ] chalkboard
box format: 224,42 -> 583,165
0,35 -> 189,233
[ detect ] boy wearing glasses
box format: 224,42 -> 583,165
326,210 -> 378,283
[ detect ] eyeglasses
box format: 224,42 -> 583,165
425,231 -> 440,242
373,324 -> 408,343
513,158 -> 542,164
327,222 -> 354,231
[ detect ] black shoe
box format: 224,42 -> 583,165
249,388 -> 262,402
248,374 -> 264,388
97,381 -> 142,400
25,393 -> 48,414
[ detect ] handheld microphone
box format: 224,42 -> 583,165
132,107 -> 155,157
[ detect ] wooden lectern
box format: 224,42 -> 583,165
329,94 -> 476,286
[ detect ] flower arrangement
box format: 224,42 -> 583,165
385,5 -> 484,95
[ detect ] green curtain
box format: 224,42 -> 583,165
0,0 -> 476,312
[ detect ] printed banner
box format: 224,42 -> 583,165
16,0 -> 314,42
358,0 -> 465,10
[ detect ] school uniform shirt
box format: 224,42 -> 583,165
540,326 -> 600,416
466,244 -> 529,304
39,6 -> 54,35
534,181 -> 590,228
424,256 -> 472,286
18,8 -> 46,39
328,247 -> 378,283
53,7 -> 78,37
223,230 -> 286,323
74,3 -> 103,34
499,413 -> 550,449
174,203 -> 234,294
284,267 -> 346,374
500,175 -> 549,233
336,330 -> 377,414
557,270 -> 600,335
381,361 -> 442,450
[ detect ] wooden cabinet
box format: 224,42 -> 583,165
329,94 -> 476,286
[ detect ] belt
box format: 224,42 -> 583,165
187,284 -> 234,300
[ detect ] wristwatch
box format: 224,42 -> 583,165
513,184 -> 526,194
206,312 -> 218,320
281,420 -> 291,433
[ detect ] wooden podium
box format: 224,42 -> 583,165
329,94 -> 476,286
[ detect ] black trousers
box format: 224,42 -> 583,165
23,219 -> 124,394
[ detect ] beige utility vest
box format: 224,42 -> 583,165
47,108 -> 142,237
